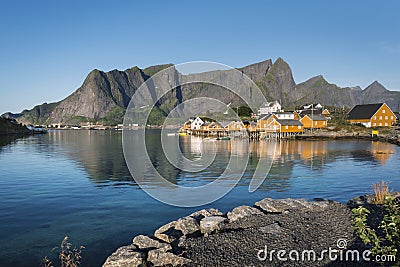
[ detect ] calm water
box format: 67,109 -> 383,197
0,130 -> 399,266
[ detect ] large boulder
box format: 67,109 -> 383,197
227,205 -> 263,222
199,216 -> 227,235
102,245 -> 145,267
154,221 -> 182,243
147,248 -> 192,266
189,208 -> 223,221
132,235 -> 171,251
175,216 -> 200,236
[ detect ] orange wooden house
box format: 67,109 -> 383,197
347,103 -> 396,128
299,115 -> 328,129
257,114 -> 304,133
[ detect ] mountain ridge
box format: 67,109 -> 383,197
3,58 -> 400,125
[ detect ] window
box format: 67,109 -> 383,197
298,126 -> 301,129
382,109 -> 386,113
315,121 -> 318,125
264,124 -> 267,128
373,123 -> 376,126
379,116 -> 382,120
285,126 -> 288,129
391,116 -> 394,119
385,116 -> 388,120
374,116 -> 376,120
379,123 -> 382,126
385,123 -> 388,126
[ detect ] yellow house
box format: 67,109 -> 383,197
279,120 -> 304,133
227,121 -> 244,131
300,115 -> 328,129
347,103 -> 396,128
263,118 -> 304,133
256,114 -> 277,131
322,109 -> 330,116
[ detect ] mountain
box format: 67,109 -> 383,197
4,58 -> 400,125
0,117 -> 31,135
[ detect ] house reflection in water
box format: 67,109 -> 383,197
370,141 -> 394,164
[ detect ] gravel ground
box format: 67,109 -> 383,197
181,202 -> 379,267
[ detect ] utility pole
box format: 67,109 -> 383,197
311,103 -> 314,132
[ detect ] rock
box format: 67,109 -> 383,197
348,192 -> 400,208
132,235 -> 171,251
254,198 -> 290,213
227,205 -> 263,222
255,198 -> 329,213
199,216 -> 227,235
102,245 -> 145,267
175,216 -> 200,236
147,248 -> 192,266
259,222 -> 282,238
189,208 -> 223,221
154,221 -> 182,243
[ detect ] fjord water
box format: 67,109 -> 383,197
0,130 -> 399,266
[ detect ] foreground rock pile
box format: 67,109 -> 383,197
104,196 -> 387,267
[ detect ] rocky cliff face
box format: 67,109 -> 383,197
6,58 -> 400,125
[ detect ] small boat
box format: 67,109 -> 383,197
179,132 -> 187,136
221,137 -> 231,140
167,133 -> 177,136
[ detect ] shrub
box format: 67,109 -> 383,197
352,195 -> 399,263
373,180 -> 390,204
41,237 -> 85,267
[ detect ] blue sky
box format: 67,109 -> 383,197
1,0 -> 399,114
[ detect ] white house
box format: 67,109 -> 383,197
190,117 -> 204,130
258,100 -> 282,115
274,112 -> 295,120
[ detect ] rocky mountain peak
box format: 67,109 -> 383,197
364,81 -> 387,93
4,58 -> 400,125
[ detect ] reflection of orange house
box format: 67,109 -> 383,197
300,115 -> 328,129
370,141 -> 394,164
347,103 -> 396,128
298,141 -> 328,159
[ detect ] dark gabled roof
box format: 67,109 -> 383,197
273,112 -> 294,115
347,103 -> 384,120
219,121 -> 231,128
299,109 -> 322,115
277,119 -> 303,126
257,114 -> 274,120
307,115 -> 328,121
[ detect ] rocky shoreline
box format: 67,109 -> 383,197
295,129 -> 400,147
103,193 -> 399,267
